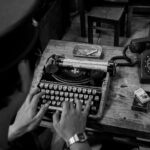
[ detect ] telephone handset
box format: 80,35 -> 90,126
140,50 -> 150,83
129,37 -> 150,53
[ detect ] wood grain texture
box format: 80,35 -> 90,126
32,40 -> 150,139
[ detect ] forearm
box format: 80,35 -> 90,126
8,125 -> 25,142
69,142 -> 91,150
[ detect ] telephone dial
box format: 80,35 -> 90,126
140,50 -> 150,83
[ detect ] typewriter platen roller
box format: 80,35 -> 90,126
38,54 -> 116,122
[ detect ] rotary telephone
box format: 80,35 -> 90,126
140,50 -> 150,83
129,37 -> 150,83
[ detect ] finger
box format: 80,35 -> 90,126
31,92 -> 45,110
70,101 -> 75,111
34,101 -> 50,122
53,110 -> 60,126
61,101 -> 69,118
26,87 -> 40,103
83,99 -> 91,116
74,99 -> 82,112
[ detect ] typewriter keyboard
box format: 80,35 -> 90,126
38,80 -> 101,120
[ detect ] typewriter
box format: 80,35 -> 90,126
37,54 -> 116,124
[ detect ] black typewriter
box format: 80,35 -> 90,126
37,54 -> 116,122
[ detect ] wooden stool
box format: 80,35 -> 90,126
88,6 -> 125,46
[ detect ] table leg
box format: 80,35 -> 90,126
88,17 -> 93,44
126,6 -> 133,37
114,22 -> 120,46
79,0 -> 86,37
120,10 -> 126,37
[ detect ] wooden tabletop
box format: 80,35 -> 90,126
88,7 -> 124,21
32,40 -> 150,140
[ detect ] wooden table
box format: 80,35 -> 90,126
32,40 -> 150,147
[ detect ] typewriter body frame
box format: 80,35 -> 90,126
34,42 -> 114,127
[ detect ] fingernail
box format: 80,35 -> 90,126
36,87 -> 40,92
56,110 -> 60,114
75,98 -> 78,102
44,104 -> 48,108
88,99 -> 92,105
44,101 -> 50,107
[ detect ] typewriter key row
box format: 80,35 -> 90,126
38,80 -> 101,117
39,81 -> 98,95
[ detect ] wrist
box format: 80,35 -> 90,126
66,132 -> 88,148
8,125 -> 25,142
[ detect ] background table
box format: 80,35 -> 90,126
79,0 -> 129,37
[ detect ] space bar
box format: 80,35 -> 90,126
48,106 -> 63,111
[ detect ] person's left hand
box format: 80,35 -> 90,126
8,88 -> 49,141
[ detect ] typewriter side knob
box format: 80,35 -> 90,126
108,61 -> 116,76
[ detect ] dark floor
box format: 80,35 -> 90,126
61,8 -> 150,150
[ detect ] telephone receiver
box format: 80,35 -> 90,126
129,37 -> 150,83
129,37 -> 150,54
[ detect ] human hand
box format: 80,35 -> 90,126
8,88 -> 49,141
53,99 -> 91,142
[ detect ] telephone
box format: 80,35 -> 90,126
140,49 -> 150,83
129,37 -> 150,53
129,37 -> 150,83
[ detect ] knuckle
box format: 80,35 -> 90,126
64,101 -> 68,105
33,95 -> 41,101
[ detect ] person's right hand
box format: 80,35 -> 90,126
8,88 -> 49,141
53,99 -> 91,142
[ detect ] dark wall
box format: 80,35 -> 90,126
37,0 -> 70,49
